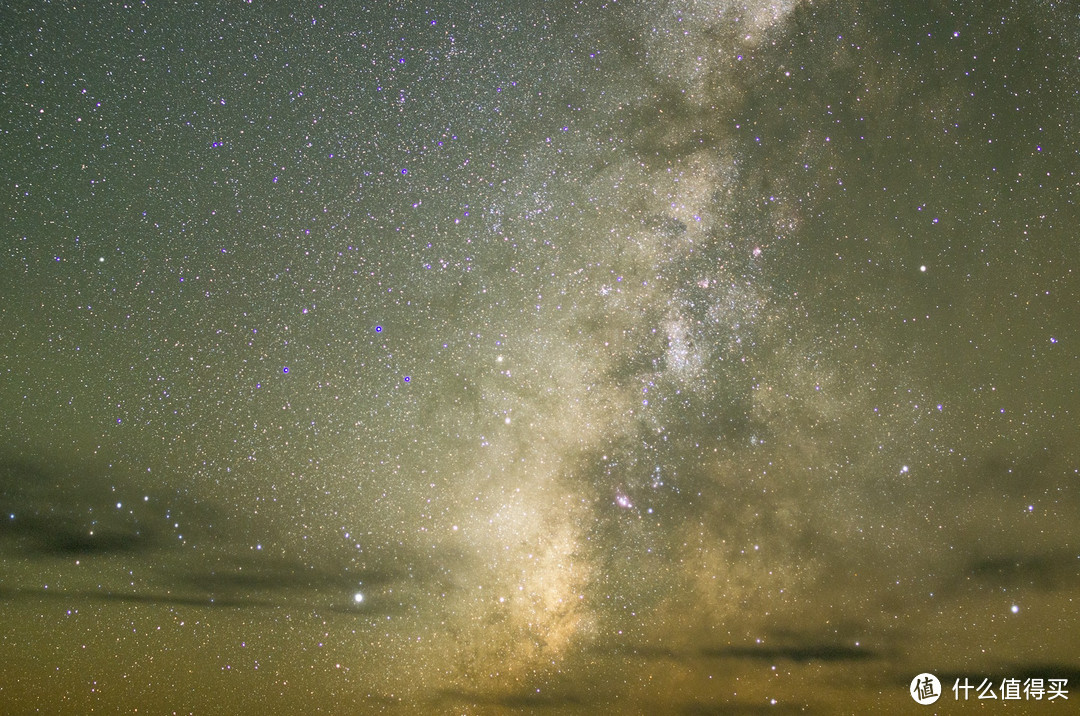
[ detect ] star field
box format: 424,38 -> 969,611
2,1 -> 1079,713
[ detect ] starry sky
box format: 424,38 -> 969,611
2,1 -> 1078,713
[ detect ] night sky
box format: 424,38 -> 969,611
2,1 -> 1078,713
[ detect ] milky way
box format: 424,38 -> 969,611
2,1 -> 1078,712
